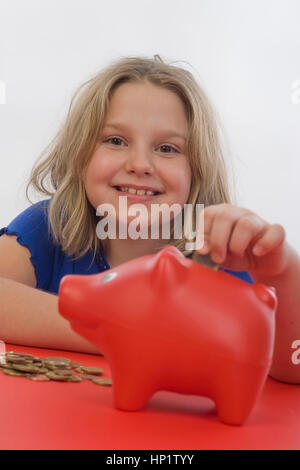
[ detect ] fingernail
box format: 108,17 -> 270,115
212,251 -> 224,263
253,245 -> 265,256
198,240 -> 209,253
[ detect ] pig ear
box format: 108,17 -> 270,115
254,283 -> 277,310
151,245 -> 189,285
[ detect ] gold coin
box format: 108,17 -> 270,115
46,371 -> 70,381
79,374 -> 100,381
6,356 -> 28,364
91,377 -> 112,386
44,361 -> 72,370
0,363 -> 9,368
6,352 -> 35,361
67,375 -> 83,382
69,362 -> 83,368
75,366 -> 104,375
1,352 -> 107,386
2,368 -> 31,377
52,369 -> 74,377
8,363 -> 42,373
30,374 -> 51,381
35,367 -> 49,374
44,357 -> 71,364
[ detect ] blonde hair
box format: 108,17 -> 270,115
26,54 -> 233,263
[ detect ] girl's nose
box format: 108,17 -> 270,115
124,147 -> 154,175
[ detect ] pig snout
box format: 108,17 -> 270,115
58,274 -> 95,325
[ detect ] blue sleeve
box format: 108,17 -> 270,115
0,199 -> 55,291
185,252 -> 254,284
218,266 -> 254,284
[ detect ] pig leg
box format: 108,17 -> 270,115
110,356 -> 159,411
113,381 -> 154,411
213,360 -> 269,426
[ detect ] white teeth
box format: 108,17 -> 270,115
119,187 -> 156,196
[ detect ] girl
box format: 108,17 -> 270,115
0,55 -> 299,383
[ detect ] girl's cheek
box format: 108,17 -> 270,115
173,164 -> 192,195
87,152 -> 113,181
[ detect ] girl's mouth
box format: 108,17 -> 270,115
113,186 -> 162,201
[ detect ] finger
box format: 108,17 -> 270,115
196,206 -> 216,254
206,206 -> 248,263
228,214 -> 267,258
252,224 -> 286,256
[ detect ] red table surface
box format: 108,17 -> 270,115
0,343 -> 300,450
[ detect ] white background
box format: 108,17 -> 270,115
0,0 -> 299,252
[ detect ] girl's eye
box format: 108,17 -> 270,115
105,137 -> 125,146
104,137 -> 179,153
159,144 -> 178,153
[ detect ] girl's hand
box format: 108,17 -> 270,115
196,203 -> 290,278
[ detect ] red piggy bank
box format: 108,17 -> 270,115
58,245 -> 277,426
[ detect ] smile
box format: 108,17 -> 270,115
114,186 -> 161,196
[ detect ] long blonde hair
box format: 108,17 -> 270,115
26,54 -> 233,263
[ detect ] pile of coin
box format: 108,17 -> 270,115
0,351 -> 112,386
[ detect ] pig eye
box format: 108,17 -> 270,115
101,272 -> 118,283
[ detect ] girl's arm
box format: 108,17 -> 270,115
0,276 -> 101,354
197,203 -> 300,384
0,235 -> 100,354
249,243 -> 300,384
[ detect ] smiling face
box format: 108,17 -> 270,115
83,80 -> 192,231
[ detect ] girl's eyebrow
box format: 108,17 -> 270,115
104,122 -> 187,142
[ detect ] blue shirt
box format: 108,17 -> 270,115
0,199 -> 253,294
